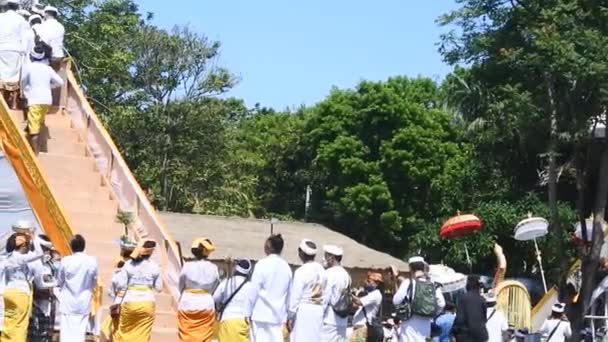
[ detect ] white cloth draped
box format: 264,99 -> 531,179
59,313 -> 88,342
57,252 -> 98,315
289,262 -> 326,341
37,18 -> 65,58
250,321 -> 283,342
213,275 -> 255,321
178,259 -> 219,312
250,254 -> 292,324
321,264 -> 351,335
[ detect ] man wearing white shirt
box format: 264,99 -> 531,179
57,234 -> 98,342
484,292 -> 508,342
27,235 -> 57,342
250,234 -> 293,342
21,46 -> 63,155
320,244 -> 351,342
37,5 -> 64,60
213,259 -> 255,341
393,256 -> 445,342
0,0 -> 28,103
287,239 -> 326,341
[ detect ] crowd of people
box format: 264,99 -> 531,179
0,0 -> 65,155
0,218 -> 581,342
0,221 -> 572,342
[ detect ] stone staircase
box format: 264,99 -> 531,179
9,108 -> 177,341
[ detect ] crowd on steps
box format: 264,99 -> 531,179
0,218 -> 577,342
0,0 -> 65,155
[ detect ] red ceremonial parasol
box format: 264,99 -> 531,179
439,214 -> 482,238
439,213 -> 482,271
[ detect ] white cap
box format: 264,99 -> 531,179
12,220 -> 34,232
234,259 -> 252,274
552,303 -> 565,313
30,49 -> 45,60
29,14 -> 41,23
44,5 -> 58,13
323,244 -> 343,256
299,239 -> 317,256
37,236 -> 53,249
484,292 -> 497,303
408,256 -> 425,264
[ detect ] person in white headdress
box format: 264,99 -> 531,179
250,234 -> 293,342
287,239 -> 327,341
213,259 -> 255,342
320,244 -> 351,342
27,235 -> 57,342
37,5 -> 64,62
392,256 -> 445,342
484,292 -> 508,342
538,303 -> 572,342
0,0 -> 28,85
21,45 -> 62,155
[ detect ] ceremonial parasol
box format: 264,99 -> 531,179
440,213 -> 482,270
428,264 -> 467,293
514,215 -> 549,293
573,216 -> 606,245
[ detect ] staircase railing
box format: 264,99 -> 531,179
64,68 -> 182,302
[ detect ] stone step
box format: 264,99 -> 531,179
38,153 -> 97,175
54,193 -> 116,213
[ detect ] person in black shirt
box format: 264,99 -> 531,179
451,276 -> 489,342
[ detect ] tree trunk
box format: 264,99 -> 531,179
576,146 -> 608,334
546,77 -> 564,278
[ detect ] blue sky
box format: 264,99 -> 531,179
134,1 -> 458,109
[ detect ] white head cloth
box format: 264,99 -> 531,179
44,5 -> 58,13
323,244 -> 343,256
552,303 -> 565,313
408,256 -> 425,264
235,259 -> 252,274
299,239 -> 317,256
12,220 -> 34,232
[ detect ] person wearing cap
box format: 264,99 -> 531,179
177,238 -> 219,342
2,232 -> 44,341
56,234 -> 97,342
213,259 -> 255,342
100,256 -> 128,341
484,292 -> 508,342
393,256 -> 445,342
37,5 -> 64,61
0,0 -> 28,93
286,239 -> 327,341
27,234 -> 57,342
320,244 -> 351,342
113,239 -> 162,341
250,234 -> 293,342
21,44 -> 62,155
350,271 -> 385,341
538,303 -> 572,342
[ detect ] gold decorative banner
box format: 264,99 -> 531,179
0,96 -> 74,255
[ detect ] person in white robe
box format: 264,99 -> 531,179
250,234 -> 293,342
57,234 -> 98,342
287,239 -> 326,341
177,238 -> 219,342
484,292 -> 508,342
213,259 -> 255,341
27,235 -> 57,342
392,256 -> 445,342
320,244 -> 351,342
539,303 -> 572,342
37,6 -> 64,61
0,0 -> 28,83
349,272 -> 384,340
